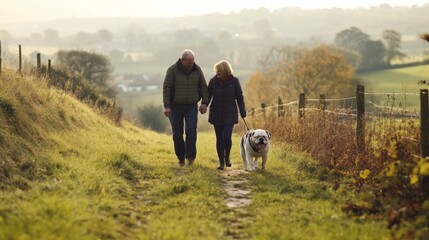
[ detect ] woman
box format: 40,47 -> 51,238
207,60 -> 246,170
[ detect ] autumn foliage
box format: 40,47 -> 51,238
244,45 -> 355,109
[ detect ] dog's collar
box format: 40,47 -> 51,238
250,141 -> 261,152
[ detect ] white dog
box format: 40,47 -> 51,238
240,129 -> 271,171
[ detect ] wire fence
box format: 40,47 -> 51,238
244,86 -> 429,196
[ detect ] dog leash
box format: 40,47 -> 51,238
242,117 -> 250,131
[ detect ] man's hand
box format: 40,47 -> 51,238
199,104 -> 207,114
164,107 -> 171,118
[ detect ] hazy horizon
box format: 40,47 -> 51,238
1,0 -> 429,23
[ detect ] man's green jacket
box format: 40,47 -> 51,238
163,59 -> 209,108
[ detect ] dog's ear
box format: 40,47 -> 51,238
266,130 -> 272,139
250,131 -> 255,138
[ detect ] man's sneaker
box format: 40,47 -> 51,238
179,159 -> 185,167
187,158 -> 195,165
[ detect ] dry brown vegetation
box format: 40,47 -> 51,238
242,104 -> 429,238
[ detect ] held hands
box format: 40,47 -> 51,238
164,107 -> 171,118
199,104 -> 207,114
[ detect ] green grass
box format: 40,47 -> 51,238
243,144 -> 390,239
0,68 -> 393,239
114,61 -> 254,79
116,89 -> 163,117
357,64 -> 429,109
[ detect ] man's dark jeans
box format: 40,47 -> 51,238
170,104 -> 198,161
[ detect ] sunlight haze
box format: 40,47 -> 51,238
1,0 -> 428,23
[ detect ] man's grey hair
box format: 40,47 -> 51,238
181,49 -> 195,59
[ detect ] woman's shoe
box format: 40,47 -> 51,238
225,159 -> 232,167
217,158 -> 225,170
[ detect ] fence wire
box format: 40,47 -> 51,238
248,89 -> 423,156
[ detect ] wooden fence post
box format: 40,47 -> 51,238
19,45 -> 22,74
299,93 -> 305,120
261,103 -> 266,118
278,96 -> 284,118
356,85 -> 365,151
319,94 -> 327,111
48,59 -> 51,75
37,53 -> 41,73
420,89 -> 429,198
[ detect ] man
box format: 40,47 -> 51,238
163,49 -> 209,166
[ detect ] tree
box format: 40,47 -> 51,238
335,27 -> 388,70
382,29 -> 406,64
56,50 -> 116,98
419,33 -> 429,60
360,40 -> 387,69
334,47 -> 361,70
74,32 -> 95,46
334,27 -> 370,53
245,72 -> 277,108
246,45 -> 354,106
96,29 -> 114,42
43,29 -> 60,44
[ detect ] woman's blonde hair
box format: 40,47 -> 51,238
214,60 -> 233,76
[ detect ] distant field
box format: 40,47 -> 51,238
114,62 -> 167,75
116,89 -> 163,118
357,64 -> 429,109
114,61 -> 254,81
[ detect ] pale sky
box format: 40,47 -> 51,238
1,0 -> 428,23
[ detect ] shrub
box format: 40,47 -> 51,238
137,104 -> 168,132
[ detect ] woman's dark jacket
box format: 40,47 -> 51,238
208,74 -> 246,125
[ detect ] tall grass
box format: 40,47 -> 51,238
247,102 -> 429,238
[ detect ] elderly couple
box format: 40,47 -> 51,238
163,49 -> 246,170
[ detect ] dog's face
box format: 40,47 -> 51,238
240,129 -> 272,171
249,129 -> 271,150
